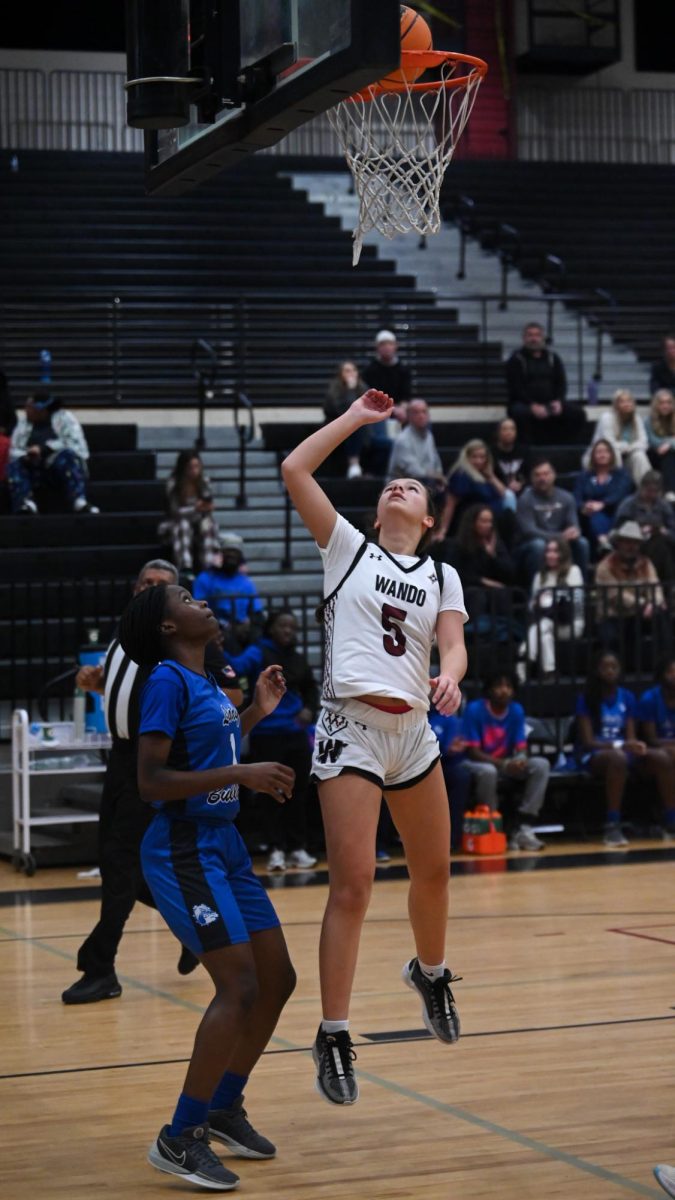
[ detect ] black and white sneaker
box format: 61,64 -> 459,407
312,1025 -> 359,1105
402,958 -> 461,1044
209,1096 -> 276,1159
148,1123 -> 240,1190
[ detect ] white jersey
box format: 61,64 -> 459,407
319,515 -> 467,713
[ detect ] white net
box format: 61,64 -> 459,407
327,57 -> 485,266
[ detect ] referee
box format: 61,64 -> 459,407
61,558 -> 243,1004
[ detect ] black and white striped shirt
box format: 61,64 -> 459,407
103,638 -> 145,742
103,638 -> 237,743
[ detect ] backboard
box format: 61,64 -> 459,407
138,0 -> 401,195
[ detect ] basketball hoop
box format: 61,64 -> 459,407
327,50 -> 487,266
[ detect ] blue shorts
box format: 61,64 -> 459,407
141,812 -> 280,956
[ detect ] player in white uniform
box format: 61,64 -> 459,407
282,388 -> 468,1106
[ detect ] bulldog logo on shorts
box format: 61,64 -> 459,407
192,904 -> 219,927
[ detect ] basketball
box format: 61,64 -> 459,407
379,5 -> 433,91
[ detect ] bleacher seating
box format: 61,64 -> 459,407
0,423 -> 163,720
442,161 -> 675,366
1,151 -> 506,409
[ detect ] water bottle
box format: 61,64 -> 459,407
39,349 -> 52,385
10,154 -> 19,173
73,688 -> 86,741
586,377 -> 600,405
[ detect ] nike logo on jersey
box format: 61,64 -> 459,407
374,574 -> 427,606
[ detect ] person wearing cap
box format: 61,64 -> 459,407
594,520 -> 669,652
613,469 -> 675,582
192,533 -> 264,640
361,331 -> 410,475
7,391 -> 99,514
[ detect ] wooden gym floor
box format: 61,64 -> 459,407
2,843 -> 675,1199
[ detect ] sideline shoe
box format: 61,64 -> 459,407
266,848 -> 286,872
19,499 -> 38,514
148,1123 -> 239,1190
209,1096 -> 276,1159
509,824 -> 545,851
61,972 -> 122,1005
287,848 -> 317,869
603,823 -> 629,848
312,1025 -> 359,1105
402,958 -> 461,1044
655,1165 -> 675,1198
177,945 -> 200,975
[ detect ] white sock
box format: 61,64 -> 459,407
321,1018 -> 350,1034
418,959 -> 446,981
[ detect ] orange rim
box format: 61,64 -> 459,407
349,50 -> 487,103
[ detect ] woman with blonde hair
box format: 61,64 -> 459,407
438,438 -> 516,541
587,389 -> 650,485
646,388 -> 675,497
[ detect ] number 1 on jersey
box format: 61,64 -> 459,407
381,602 -> 407,656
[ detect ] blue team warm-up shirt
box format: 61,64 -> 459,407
638,686 -> 675,740
463,699 -> 528,760
575,687 -> 636,742
139,660 -> 241,823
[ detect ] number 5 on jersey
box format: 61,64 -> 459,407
381,603 -> 407,657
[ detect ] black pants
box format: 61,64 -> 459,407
510,402 -> 587,445
248,730 -> 313,853
77,744 -> 157,976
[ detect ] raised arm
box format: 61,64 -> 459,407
281,389 -> 393,547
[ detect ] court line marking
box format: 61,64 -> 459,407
0,921 -> 664,1197
4,1013 -> 675,1081
610,924 -> 675,948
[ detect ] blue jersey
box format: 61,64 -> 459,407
139,659 -> 241,824
428,710 -> 465,763
463,698 -> 527,760
638,686 -> 675,741
576,687 -> 636,742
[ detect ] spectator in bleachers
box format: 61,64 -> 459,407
192,532 -> 264,644
587,388 -> 650,486
7,390 -> 99,514
0,365 -> 16,482
428,707 -> 471,851
594,521 -> 668,650
505,321 -> 586,445
639,659 -> 675,812
224,609 -> 319,874
158,449 -> 220,573
443,504 -> 517,642
324,360 -> 368,480
463,671 -> 550,850
573,438 -> 633,556
439,439 -> 516,541
576,651 -> 673,846
515,460 -> 590,582
645,389 -> 675,498
526,535 -> 585,679
361,331 -> 409,475
386,398 -> 445,497
490,416 -> 531,498
614,470 -> 675,583
649,334 -> 675,396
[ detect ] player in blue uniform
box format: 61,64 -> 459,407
576,651 -> 672,847
118,582 -> 296,1192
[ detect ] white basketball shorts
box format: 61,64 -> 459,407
311,698 -> 440,791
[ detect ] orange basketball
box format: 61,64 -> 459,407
379,5 -> 433,91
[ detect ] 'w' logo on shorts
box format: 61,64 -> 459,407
317,737 -> 346,765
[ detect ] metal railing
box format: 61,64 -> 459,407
0,582 -> 324,736
2,578 -> 672,741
